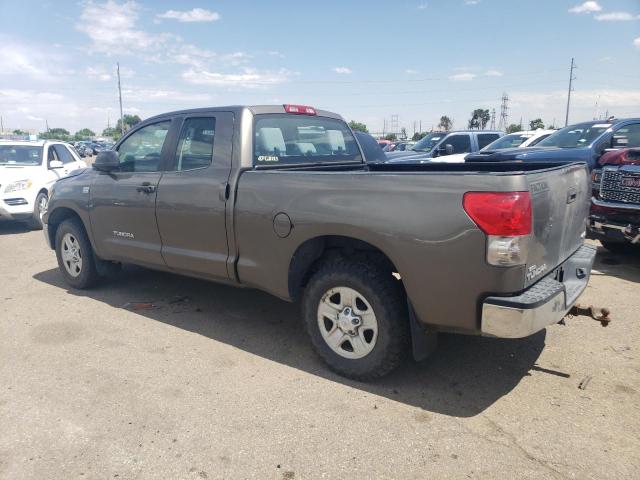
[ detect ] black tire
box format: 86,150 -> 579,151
54,218 -> 100,289
601,240 -> 635,255
28,191 -> 48,230
301,257 -> 410,380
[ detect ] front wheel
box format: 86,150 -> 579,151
55,218 -> 100,289
28,192 -> 48,230
302,258 -> 410,380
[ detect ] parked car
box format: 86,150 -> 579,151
464,119 -> 640,169
589,148 -> 640,252
44,104 -> 595,380
385,130 -> 503,163
0,140 -> 86,229
382,141 -> 415,152
377,139 -> 392,149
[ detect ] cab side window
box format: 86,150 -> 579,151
477,133 -> 500,150
53,145 -> 75,164
173,117 -> 216,171
446,134 -> 471,154
612,124 -> 640,149
116,121 -> 171,172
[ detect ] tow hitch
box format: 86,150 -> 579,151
567,304 -> 611,327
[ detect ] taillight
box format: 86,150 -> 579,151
284,104 -> 317,115
463,191 -> 532,266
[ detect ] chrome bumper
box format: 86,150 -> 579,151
481,244 -> 597,338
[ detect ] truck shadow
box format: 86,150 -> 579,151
0,221 -> 30,235
34,266 -> 549,418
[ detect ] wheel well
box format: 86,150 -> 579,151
288,235 -> 400,301
38,188 -> 48,196
46,208 -> 83,249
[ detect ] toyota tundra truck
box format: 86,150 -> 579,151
43,105 -> 596,380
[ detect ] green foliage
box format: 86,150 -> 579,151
12,129 -> 28,135
74,128 -> 96,140
468,109 -> 491,130
39,128 -> 70,140
437,115 -> 453,131
529,118 -> 545,130
102,127 -> 121,140
115,114 -> 141,133
348,121 -> 368,133
383,133 -> 397,141
506,123 -> 522,134
412,131 -> 427,141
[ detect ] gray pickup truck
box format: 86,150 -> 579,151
43,104 -> 596,380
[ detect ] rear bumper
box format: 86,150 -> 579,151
481,244 -> 597,338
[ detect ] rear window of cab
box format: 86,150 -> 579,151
254,114 -> 362,166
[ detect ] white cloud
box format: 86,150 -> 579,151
122,88 -> 215,103
267,51 -> 285,58
464,0 -> 480,5
405,69 -> 419,74
182,67 -> 295,88
221,51 -> 252,66
165,44 -> 217,68
157,8 -> 220,23
417,3 -> 428,9
333,67 -> 352,74
0,45 -> 48,79
594,12 -> 640,21
635,37 -> 640,48
484,69 -> 503,77
568,1 -> 602,14
449,72 -> 476,81
86,66 -> 112,81
77,1 -> 166,54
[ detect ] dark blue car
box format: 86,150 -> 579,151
465,119 -> 640,169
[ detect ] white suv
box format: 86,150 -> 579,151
0,140 -> 87,229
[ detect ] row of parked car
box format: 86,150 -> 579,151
70,140 -> 114,158
365,119 -> 640,252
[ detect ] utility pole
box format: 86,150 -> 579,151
564,57 -> 576,127
0,115 -> 3,134
498,93 -> 509,130
117,62 -> 124,136
46,119 -> 50,133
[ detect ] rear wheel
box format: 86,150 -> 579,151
302,258 -> 410,380
55,218 -> 100,289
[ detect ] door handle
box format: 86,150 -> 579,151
136,182 -> 156,194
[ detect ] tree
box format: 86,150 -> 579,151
348,120 -> 368,133
115,114 -> 141,133
74,128 -> 95,140
529,118 -> 545,130
102,127 -> 120,140
506,123 -> 522,134
384,133 -> 397,141
400,127 -> 408,139
39,128 -> 70,140
412,132 -> 427,141
12,129 -> 28,135
437,115 -> 453,131
468,109 -> 490,130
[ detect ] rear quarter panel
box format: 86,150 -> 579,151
234,169 -> 528,333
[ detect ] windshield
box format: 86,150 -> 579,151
412,132 -> 445,152
483,133 -> 530,151
536,122 -> 611,149
0,145 -> 43,166
254,115 -> 362,166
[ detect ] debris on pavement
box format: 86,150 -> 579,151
567,304 -> 611,327
578,375 -> 593,390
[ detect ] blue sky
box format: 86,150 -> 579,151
0,0 -> 638,135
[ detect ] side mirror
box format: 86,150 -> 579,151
49,160 -> 63,169
93,150 -> 120,172
438,144 -> 454,155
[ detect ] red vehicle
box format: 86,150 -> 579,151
589,148 -> 640,252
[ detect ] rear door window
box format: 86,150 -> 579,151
477,133 -> 500,149
254,115 -> 362,166
173,117 -> 216,171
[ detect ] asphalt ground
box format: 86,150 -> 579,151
1,223 -> 638,479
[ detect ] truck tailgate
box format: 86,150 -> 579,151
525,163 -> 591,287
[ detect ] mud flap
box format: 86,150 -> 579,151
408,301 -> 438,361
